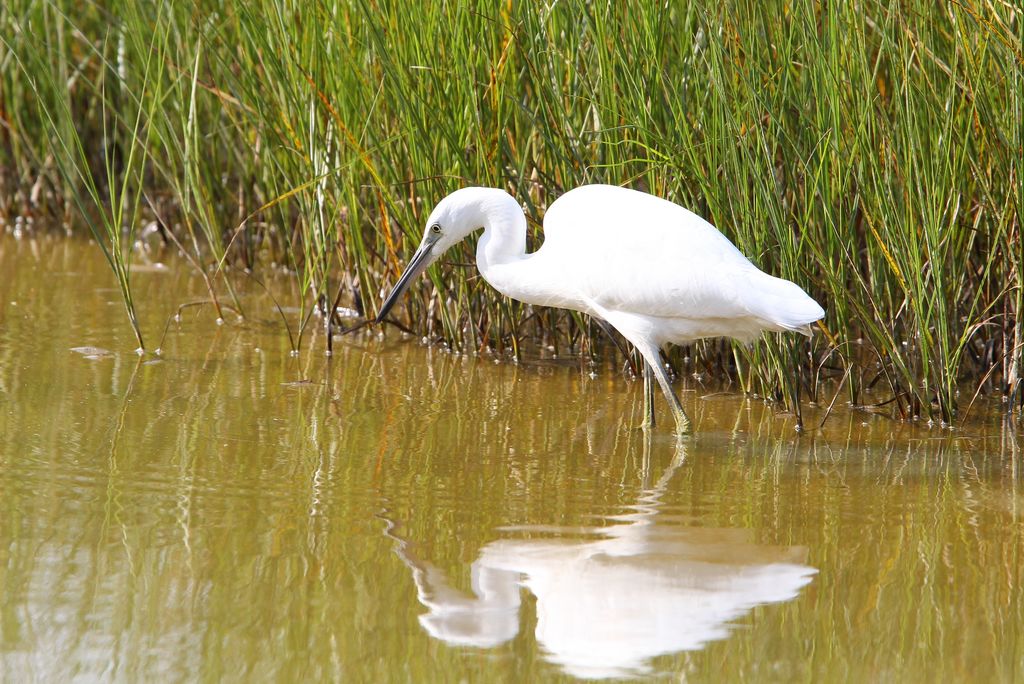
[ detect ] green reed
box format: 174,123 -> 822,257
0,0 -> 1020,422
1,0 -> 171,350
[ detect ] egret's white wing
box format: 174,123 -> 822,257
539,185 -> 822,330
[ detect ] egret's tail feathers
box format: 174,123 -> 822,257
743,271 -> 825,336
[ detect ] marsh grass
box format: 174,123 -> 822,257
2,0 -> 170,349
1,0 -> 1021,422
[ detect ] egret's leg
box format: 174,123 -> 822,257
594,309 -> 690,433
646,351 -> 691,435
641,361 -> 656,429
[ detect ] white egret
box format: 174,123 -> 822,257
375,185 -> 825,433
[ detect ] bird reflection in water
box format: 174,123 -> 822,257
383,443 -> 817,679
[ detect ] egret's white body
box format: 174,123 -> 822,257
376,185 -> 825,433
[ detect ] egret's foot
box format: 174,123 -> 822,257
634,416 -> 656,431
632,406 -> 655,431
671,408 -> 692,436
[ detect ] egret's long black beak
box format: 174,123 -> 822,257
374,240 -> 436,324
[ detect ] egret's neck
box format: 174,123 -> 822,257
436,186 -> 576,308
473,191 -> 528,273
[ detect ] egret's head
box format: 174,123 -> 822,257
374,188 -> 487,324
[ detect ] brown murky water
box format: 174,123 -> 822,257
1,236 -> 1022,682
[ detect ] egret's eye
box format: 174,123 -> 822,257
430,224 -> 442,235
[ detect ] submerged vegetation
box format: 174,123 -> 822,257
0,0 -> 1021,423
